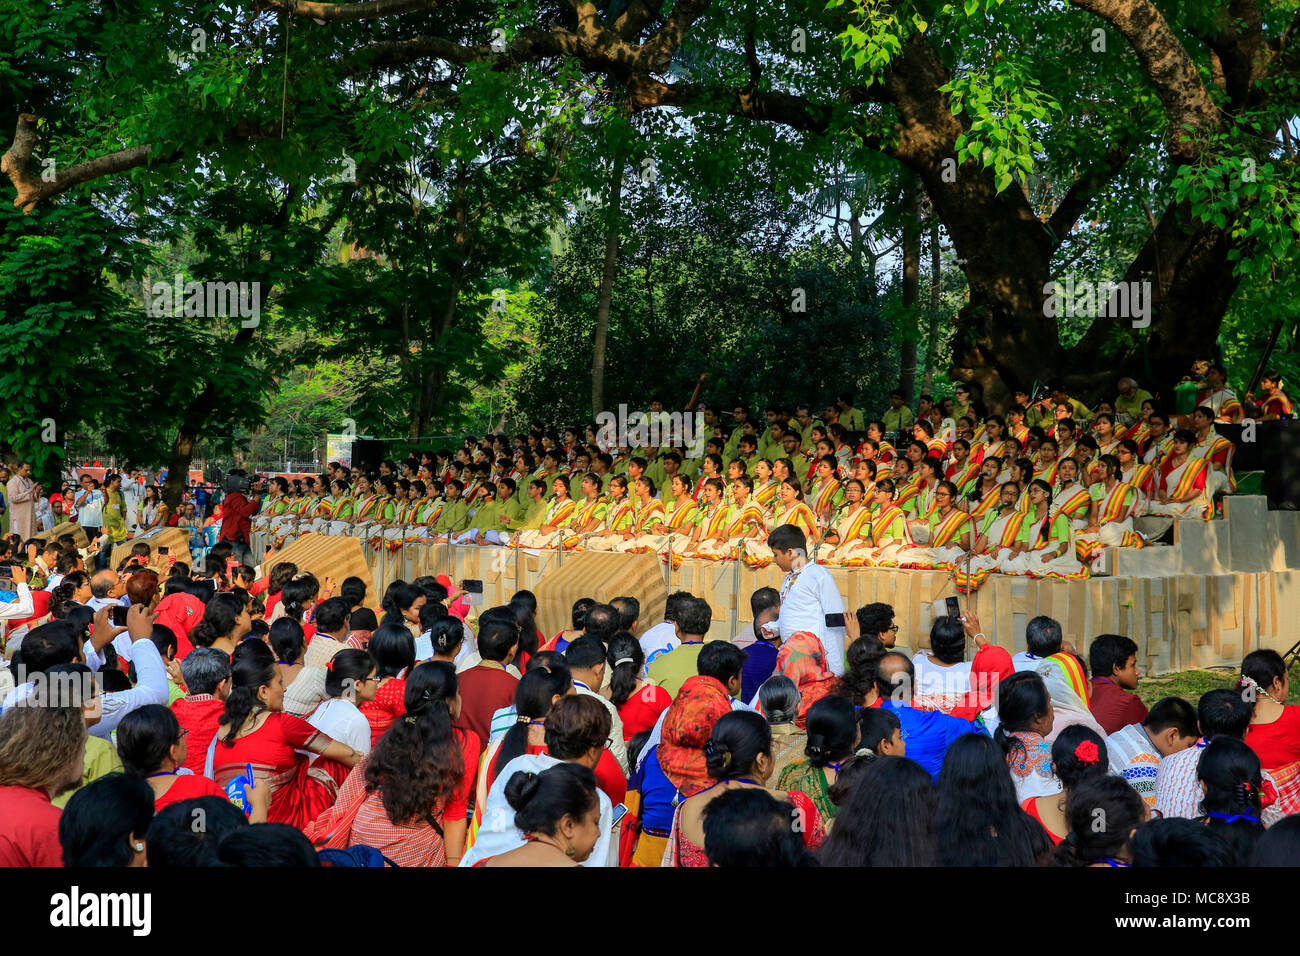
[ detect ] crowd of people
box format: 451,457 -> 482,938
230,369 -> 1285,591
0,519 -> 1297,868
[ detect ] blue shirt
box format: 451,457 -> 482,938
740,640 -> 780,703
629,745 -> 681,836
878,700 -> 985,781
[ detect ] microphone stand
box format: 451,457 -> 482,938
813,501 -> 848,565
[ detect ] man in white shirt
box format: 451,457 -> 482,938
637,589 -> 692,676
1012,615 -> 1065,672
562,636 -> 628,773
769,525 -> 846,676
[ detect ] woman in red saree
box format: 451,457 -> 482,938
306,662 -> 480,866
663,711 -> 825,867
358,622 -> 417,749
212,641 -> 361,830
1241,650 -> 1300,816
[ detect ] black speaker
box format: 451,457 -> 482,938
1258,420 -> 1300,510
1214,422 -> 1264,471
350,439 -> 384,476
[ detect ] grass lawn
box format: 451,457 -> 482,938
1137,660 -> 1300,707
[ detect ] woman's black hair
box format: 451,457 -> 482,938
927,616 -> 966,665
48,581 -> 82,619
504,762 -> 600,838
325,648 -> 375,699
837,635 -> 886,706
381,583 -> 422,628
804,696 -> 857,768
279,573 -> 319,624
268,617 -> 306,665
1247,814 -> 1300,866
339,576 -> 367,607
365,661 -> 463,826
705,711 -> 772,781
1052,774 -> 1145,867
367,622 -> 416,679
58,773 -> 155,867
935,734 -> 1053,866
1240,649 -> 1287,704
856,707 -> 901,758
819,757 -> 937,866
116,704 -> 182,776
216,823 -> 321,867
1196,736 -> 1266,864
495,664 -> 573,774
509,595 -> 540,662
1042,720 -> 1104,789
1129,818 -> 1234,867
758,675 -> 801,725
146,796 -> 249,867
701,788 -> 818,867
605,631 -> 643,708
993,672 -> 1051,762
426,616 -> 464,658
190,592 -> 245,649
218,641 -> 277,745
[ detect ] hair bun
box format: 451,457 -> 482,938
504,770 -> 541,811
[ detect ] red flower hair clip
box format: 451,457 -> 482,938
1074,740 -> 1100,765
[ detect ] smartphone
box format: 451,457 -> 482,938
226,558 -> 239,574
111,605 -> 129,626
945,596 -> 961,621
158,546 -> 169,556
824,612 -> 845,629
461,579 -> 484,607
611,803 -> 629,828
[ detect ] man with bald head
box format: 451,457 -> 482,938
874,651 -> 985,781
87,569 -> 127,612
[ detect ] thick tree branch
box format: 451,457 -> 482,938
637,0 -> 712,73
612,0 -> 667,41
1045,142 -> 1132,243
260,0 -> 441,20
1067,0 -> 1222,159
1,115 -> 179,213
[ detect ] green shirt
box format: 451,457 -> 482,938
646,642 -> 705,699
434,499 -> 470,533
104,491 -> 129,542
840,407 -> 865,432
468,500 -> 502,534
1115,389 -> 1153,421
52,735 -> 122,809
498,496 -> 527,531
882,406 -> 914,433
516,498 -> 548,532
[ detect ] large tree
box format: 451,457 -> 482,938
7,0 -> 1299,411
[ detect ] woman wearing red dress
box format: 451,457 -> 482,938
606,634 -> 672,740
1241,650 -> 1300,815
306,661 -> 481,866
212,641 -> 361,830
116,704 -> 242,812
359,622 -> 416,750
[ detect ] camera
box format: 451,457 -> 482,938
222,470 -> 252,495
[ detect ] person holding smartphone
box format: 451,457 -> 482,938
768,525 -> 847,678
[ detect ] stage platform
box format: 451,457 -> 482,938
250,496 -> 1300,675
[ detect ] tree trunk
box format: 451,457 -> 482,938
898,174 -> 921,402
591,145 -> 627,417
922,216 -> 943,393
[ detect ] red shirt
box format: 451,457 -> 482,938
0,785 -> 63,866
155,773 -> 227,811
219,492 -> 257,544
454,663 -> 519,749
618,684 -> 673,740
172,694 -> 227,775
1088,678 -> 1148,736
1245,705 -> 1300,771
360,677 -> 407,751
